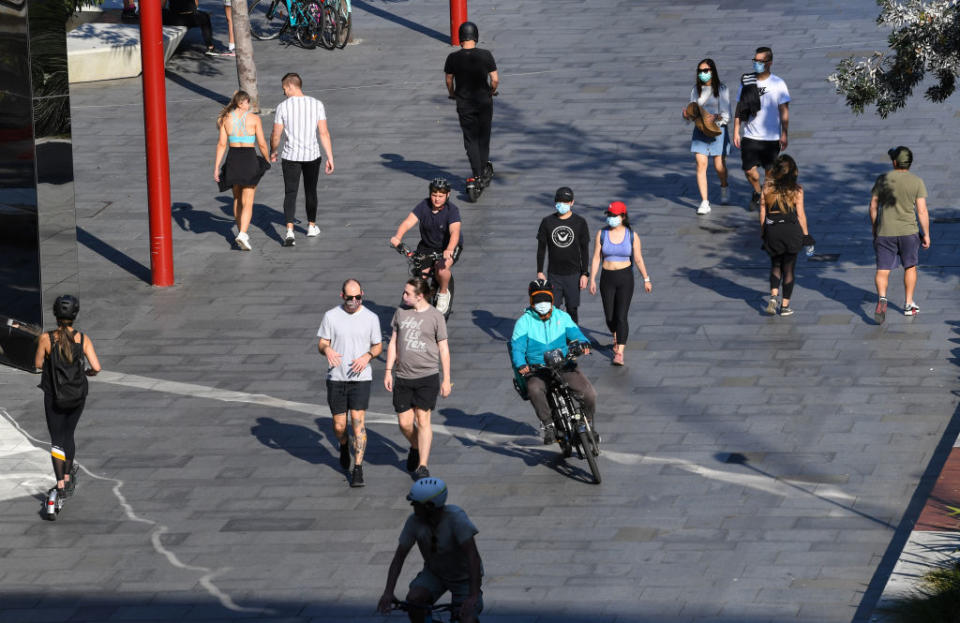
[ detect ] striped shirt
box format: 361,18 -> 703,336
275,95 -> 327,162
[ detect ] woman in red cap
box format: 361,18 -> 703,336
588,201 -> 652,365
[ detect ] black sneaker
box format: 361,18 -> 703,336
749,191 -> 761,212
64,464 -> 79,495
350,465 -> 365,487
481,161 -> 494,186
543,424 -> 556,445
339,443 -> 350,470
406,447 -> 420,472
413,465 -> 430,480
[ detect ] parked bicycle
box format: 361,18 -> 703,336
248,0 -> 322,49
391,242 -> 456,320
520,342 -> 601,483
390,599 -> 464,623
319,0 -> 351,49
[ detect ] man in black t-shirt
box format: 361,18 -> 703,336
444,22 -> 499,189
536,187 -> 590,323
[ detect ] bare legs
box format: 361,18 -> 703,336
695,154 -> 729,203
876,266 -> 918,305
232,185 -> 255,234
397,408 -> 432,468
333,411 -> 367,465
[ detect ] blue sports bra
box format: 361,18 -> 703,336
228,111 -> 256,144
601,228 -> 632,263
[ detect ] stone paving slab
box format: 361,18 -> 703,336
1,0 -> 960,622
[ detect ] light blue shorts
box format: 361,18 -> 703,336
691,126 -> 730,157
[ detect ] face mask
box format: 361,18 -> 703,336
698,71 -> 711,83
343,297 -> 361,313
555,202 -> 571,215
606,216 -> 622,228
753,60 -> 767,73
533,302 -> 552,316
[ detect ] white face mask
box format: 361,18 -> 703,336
606,216 -> 622,228
555,202 -> 571,215
533,302 -> 552,315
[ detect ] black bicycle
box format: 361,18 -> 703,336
392,242 -> 456,320
390,599 -> 463,622
522,342 -> 601,484
248,0 -> 322,48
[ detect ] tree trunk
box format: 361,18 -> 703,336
230,0 -> 260,111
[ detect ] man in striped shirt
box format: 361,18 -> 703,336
270,73 -> 335,247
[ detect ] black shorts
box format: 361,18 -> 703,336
326,380 -> 371,414
548,272 -> 582,310
740,137 -> 780,171
392,374 -> 440,412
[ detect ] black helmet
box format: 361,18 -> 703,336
528,279 -> 553,297
429,177 -> 451,194
53,294 -> 79,320
458,21 -> 478,43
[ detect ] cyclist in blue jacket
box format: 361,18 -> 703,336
510,279 -> 597,444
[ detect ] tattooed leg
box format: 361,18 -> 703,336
351,410 -> 367,465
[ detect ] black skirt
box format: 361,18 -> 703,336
763,221 -> 803,256
218,147 -> 269,192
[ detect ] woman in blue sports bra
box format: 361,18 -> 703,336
214,90 -> 270,250
588,201 -> 652,366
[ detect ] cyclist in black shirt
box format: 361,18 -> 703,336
536,187 -> 590,323
444,22 -> 499,191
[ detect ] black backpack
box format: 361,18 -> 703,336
48,331 -> 88,410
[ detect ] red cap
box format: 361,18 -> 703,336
607,201 -> 627,215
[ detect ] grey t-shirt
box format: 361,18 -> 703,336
317,305 -> 382,382
398,505 -> 482,583
391,306 -> 447,380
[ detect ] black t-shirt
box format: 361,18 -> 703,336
413,199 -> 463,251
167,0 -> 198,13
443,48 -> 497,105
536,213 -> 590,276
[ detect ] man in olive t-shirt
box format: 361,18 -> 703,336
869,146 -> 931,322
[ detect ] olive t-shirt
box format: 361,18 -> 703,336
872,170 -> 927,237
391,306 -> 448,379
398,505 -> 482,583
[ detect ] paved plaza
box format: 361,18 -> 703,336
2,0 -> 960,621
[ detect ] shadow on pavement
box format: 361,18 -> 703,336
76,226 -> 151,284
352,0 -> 447,44
172,202 -> 236,246
312,417 -> 408,472
251,416 -> 339,469
380,153 -> 458,185
471,309 -> 513,342
165,69 -> 230,105
214,197 -> 288,244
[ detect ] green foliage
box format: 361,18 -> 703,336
884,561 -> 960,623
828,0 -> 960,117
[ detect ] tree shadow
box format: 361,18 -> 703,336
76,226 -> 151,284
165,69 -> 230,105
352,0 -> 447,44
172,201 -> 236,246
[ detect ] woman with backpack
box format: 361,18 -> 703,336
34,295 -> 101,504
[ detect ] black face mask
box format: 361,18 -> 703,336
413,503 -> 442,524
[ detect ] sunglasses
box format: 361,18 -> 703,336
698,68 -> 711,73
342,294 -> 362,301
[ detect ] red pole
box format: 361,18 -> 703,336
140,0 -> 174,286
449,0 -> 467,46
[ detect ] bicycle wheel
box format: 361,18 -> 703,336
319,1 -> 339,49
295,0 -> 322,49
578,429 -> 601,484
249,0 -> 287,40
335,7 -> 350,48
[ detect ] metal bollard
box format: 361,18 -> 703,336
449,0 -> 467,46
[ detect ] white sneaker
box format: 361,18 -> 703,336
283,230 -> 295,247
697,200 -> 711,215
720,186 -> 729,205
435,291 -> 451,314
236,231 -> 251,251
306,224 -> 321,237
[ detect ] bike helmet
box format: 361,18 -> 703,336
429,177 -> 451,194
53,295 -> 79,320
529,279 -> 554,304
407,478 -> 448,508
458,21 -> 478,43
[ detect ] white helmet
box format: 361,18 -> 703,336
407,478 -> 448,507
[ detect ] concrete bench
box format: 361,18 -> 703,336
67,22 -> 187,83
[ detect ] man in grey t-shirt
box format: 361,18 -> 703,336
317,279 -> 382,487
384,278 -> 452,481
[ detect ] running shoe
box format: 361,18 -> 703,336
339,443 -> 350,470
413,465 -> 430,480
543,424 -> 556,445
720,186 -> 729,205
904,302 -> 920,316
283,230 -> 295,247
435,291 -> 451,314
405,447 -> 419,472
236,231 -> 251,251
612,350 -> 624,366
875,297 -> 887,323
697,200 -> 711,215
765,297 -> 779,315
779,306 -> 794,316
64,465 -> 79,495
204,47 -> 219,56
306,224 -> 321,237
350,465 -> 365,487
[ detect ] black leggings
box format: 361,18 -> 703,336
281,157 -> 322,225
162,9 -> 214,48
769,252 -> 798,300
44,394 -> 84,482
599,266 -> 634,345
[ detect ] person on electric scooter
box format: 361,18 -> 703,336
510,279 -> 598,444
390,178 -> 463,315
377,478 -> 483,623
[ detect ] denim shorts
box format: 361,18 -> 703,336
875,234 -> 921,270
691,126 -> 730,157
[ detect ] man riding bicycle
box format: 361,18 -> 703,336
390,178 -> 463,314
510,279 -> 598,444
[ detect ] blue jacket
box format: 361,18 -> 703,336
510,307 -> 587,369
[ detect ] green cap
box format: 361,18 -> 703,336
887,146 -> 913,168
